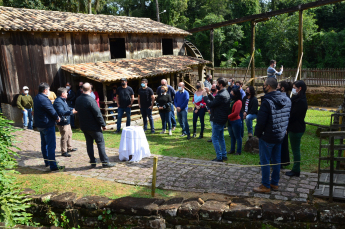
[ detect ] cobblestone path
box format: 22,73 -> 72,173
14,129 -> 318,202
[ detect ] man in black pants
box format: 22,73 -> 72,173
75,83 -> 116,168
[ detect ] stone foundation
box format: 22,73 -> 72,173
1,103 -> 23,127
6,190 -> 345,229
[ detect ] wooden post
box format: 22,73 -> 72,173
170,73 -> 174,88
210,29 -> 214,77
298,10 -> 303,80
198,65 -> 204,82
251,21 -> 256,86
329,136 -> 334,202
103,83 -> 108,124
167,75 -> 171,85
155,0 -> 160,22
151,156 -> 158,197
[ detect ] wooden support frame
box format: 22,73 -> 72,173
210,28 -> 214,77
188,0 -> 344,33
298,10 -> 303,80
251,21 -> 256,86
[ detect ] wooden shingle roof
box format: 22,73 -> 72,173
61,56 -> 210,82
0,6 -> 191,35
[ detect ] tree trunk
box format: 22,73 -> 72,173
155,0 -> 160,22
88,0 -> 92,14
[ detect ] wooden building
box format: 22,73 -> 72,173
0,6 -> 209,126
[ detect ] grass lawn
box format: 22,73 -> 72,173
66,109 -> 333,173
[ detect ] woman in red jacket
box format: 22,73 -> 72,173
228,88 -> 243,155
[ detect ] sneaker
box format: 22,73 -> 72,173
192,133 -> 197,138
223,157 -> 228,161
169,130 -> 172,136
67,148 -> 78,152
114,130 -> 121,134
253,184 -> 271,193
102,162 -> 116,168
172,127 -> 176,131
51,166 -> 65,171
270,184 -> 279,191
151,130 -> 155,134
285,171 -> 300,177
227,150 -> 235,154
212,158 -> 223,162
90,159 -> 98,168
23,126 -> 27,130
207,139 -> 212,143
160,130 -> 166,134
187,135 -> 191,140
234,152 -> 241,155
61,152 -> 71,157
180,133 -> 186,137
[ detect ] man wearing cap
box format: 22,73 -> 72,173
115,78 -> 134,133
17,86 -> 34,129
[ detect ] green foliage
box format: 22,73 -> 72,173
238,49 -> 266,68
0,115 -> 32,227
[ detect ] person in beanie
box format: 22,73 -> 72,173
17,86 -> 33,129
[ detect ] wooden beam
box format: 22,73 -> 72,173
210,29 -> 214,77
188,0 -> 344,33
198,65 -> 204,82
251,21 -> 256,86
298,10 -> 303,80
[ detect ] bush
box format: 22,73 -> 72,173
0,115 -> 32,227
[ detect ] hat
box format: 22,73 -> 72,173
23,86 -> 29,90
120,78 -> 127,82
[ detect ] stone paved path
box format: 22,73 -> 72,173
14,129 -> 318,202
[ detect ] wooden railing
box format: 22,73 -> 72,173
214,67 -> 345,86
100,96 -> 159,125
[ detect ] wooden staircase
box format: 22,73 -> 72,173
184,40 -> 203,59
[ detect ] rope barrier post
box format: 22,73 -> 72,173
151,156 -> 158,197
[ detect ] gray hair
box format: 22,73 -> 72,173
161,79 -> 167,84
57,87 -> 67,97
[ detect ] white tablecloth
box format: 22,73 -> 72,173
119,126 -> 151,162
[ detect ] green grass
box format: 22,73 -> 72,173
67,109 -> 334,172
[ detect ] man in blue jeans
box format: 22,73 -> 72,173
254,78 -> 291,193
174,82 -> 190,140
157,79 -> 176,130
138,79 -> 155,133
115,78 -> 134,133
203,78 -> 230,162
34,82 -> 65,171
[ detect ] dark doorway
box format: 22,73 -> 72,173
109,38 -> 126,59
162,39 -> 173,55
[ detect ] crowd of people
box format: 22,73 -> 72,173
19,59 -> 308,195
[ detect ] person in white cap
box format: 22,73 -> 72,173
17,86 -> 34,129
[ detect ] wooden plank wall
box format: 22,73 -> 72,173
0,31 -> 185,104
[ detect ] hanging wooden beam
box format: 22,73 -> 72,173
251,21 -> 256,86
188,0 -> 344,33
298,10 -> 303,80
210,29 -> 214,77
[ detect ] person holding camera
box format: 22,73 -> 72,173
267,60 -> 283,79
54,87 -> 78,157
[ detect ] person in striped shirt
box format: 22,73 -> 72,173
267,60 -> 283,79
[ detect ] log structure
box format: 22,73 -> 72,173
0,6 -> 209,126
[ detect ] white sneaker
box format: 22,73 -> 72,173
169,130 -> 172,135
160,130 -> 166,134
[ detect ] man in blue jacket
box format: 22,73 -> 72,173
254,78 -> 291,193
34,82 -> 64,171
174,82 -> 190,140
54,87 -> 78,157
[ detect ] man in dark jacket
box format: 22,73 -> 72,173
203,77 -> 231,162
75,83 -> 116,168
34,82 -> 64,171
66,82 -> 76,128
254,78 -> 291,193
54,87 -> 78,157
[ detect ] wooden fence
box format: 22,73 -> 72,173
214,68 -> 345,86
